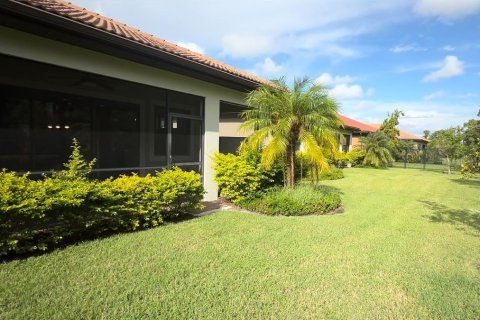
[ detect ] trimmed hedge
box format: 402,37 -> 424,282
0,141 -> 204,257
239,185 -> 342,216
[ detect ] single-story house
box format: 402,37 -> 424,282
0,0 -> 266,200
367,123 -> 429,150
336,114 -> 377,152
337,114 -> 429,151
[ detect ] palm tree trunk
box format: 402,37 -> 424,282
286,142 -> 295,187
300,156 -> 303,182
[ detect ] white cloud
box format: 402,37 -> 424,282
423,55 -> 464,82
394,61 -> 442,73
315,73 -> 354,86
390,44 -> 427,53
250,57 -> 284,77
221,35 -> 275,58
318,44 -> 359,58
442,45 -> 455,51
341,99 -> 473,134
315,72 -> 366,100
424,90 -> 445,100
401,110 -> 470,132
329,84 -> 364,99
316,73 -> 334,85
176,41 -> 205,54
414,0 -> 480,21
72,0 -> 410,62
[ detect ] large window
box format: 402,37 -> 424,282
0,86 -> 139,173
0,55 -> 204,177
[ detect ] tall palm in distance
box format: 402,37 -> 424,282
240,77 -> 342,187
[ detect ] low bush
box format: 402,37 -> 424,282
346,149 -> 366,167
239,185 -> 342,216
318,167 -> 344,180
0,140 -> 204,257
110,168 -> 204,229
212,152 -> 277,203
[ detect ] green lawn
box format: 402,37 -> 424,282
1,167 -> 479,319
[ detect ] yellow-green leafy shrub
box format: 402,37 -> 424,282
212,152 -> 275,203
0,141 -> 204,257
110,168 -> 204,229
346,149 -> 366,166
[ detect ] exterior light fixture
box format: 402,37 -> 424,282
47,125 -> 53,129
172,117 -> 177,129
55,125 -> 61,129
64,125 -> 70,129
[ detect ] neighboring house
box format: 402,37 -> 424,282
337,115 -> 429,151
367,124 -> 429,150
0,0 -> 267,200
336,114 -> 377,151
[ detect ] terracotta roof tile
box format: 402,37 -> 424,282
337,114 -> 377,133
367,124 -> 429,142
10,0 -> 268,86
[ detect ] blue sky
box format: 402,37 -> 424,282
74,0 -> 480,134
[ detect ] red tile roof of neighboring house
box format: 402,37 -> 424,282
337,114 -> 377,133
8,0 -> 268,86
368,124 -> 429,142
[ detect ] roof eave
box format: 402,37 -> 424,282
0,1 -> 262,91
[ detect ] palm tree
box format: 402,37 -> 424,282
239,77 -> 341,187
360,132 -> 394,168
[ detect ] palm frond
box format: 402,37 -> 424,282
299,129 -> 329,172
260,133 -> 288,169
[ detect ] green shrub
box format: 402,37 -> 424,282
0,141 -> 204,257
212,152 -> 275,203
110,168 -> 204,229
239,185 -> 342,216
345,149 -> 366,166
318,167 -> 344,180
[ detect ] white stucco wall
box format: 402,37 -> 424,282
0,26 -> 248,200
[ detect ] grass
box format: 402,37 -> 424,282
1,167 -> 479,319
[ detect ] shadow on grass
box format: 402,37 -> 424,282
0,211 -> 204,263
420,200 -> 480,236
391,163 -> 449,174
450,178 -> 480,189
297,181 -> 344,194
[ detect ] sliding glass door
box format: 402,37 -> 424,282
169,115 -> 202,173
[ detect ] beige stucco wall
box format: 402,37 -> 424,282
219,121 -> 250,137
0,26 -> 248,200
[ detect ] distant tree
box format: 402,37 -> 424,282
429,128 -> 463,174
460,119 -> 480,177
378,109 -> 404,166
379,109 -> 405,143
423,130 -> 430,139
360,132 -> 394,168
396,140 -> 416,168
240,77 -> 341,187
